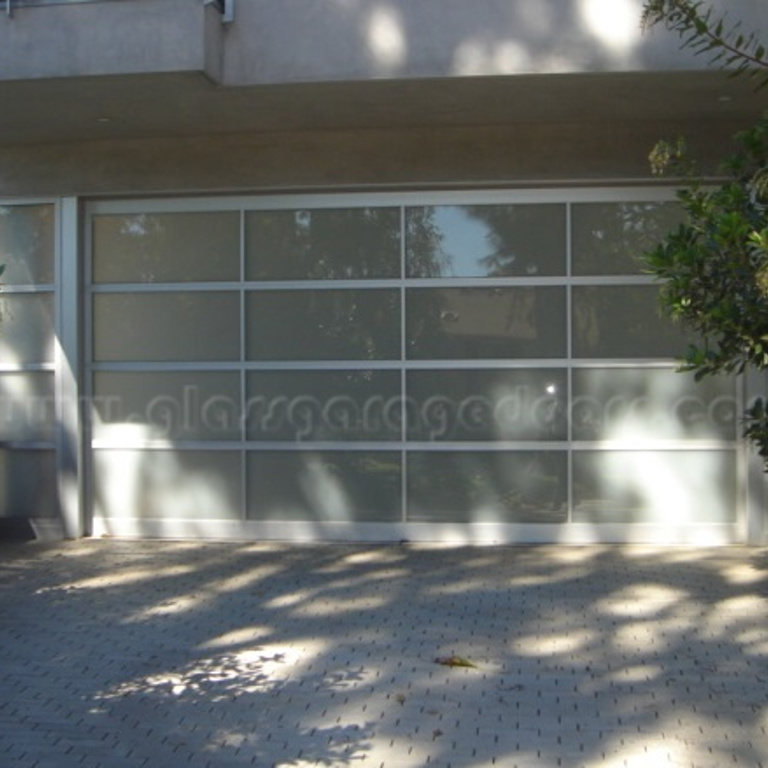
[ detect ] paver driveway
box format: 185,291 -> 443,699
1,540 -> 768,767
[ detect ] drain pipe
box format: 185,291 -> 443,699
204,0 -> 234,24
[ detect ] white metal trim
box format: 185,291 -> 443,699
91,517 -> 740,546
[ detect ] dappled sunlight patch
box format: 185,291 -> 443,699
340,549 -> 407,566
422,577 -> 489,596
578,0 -> 642,54
263,588 -> 318,609
291,594 -> 390,617
96,642 -> 327,703
509,566 -> 591,587
547,546 -> 605,565
612,621 -> 664,654
720,562 -> 768,586
608,663 -> 664,684
601,741 -> 690,768
352,567 -> 410,584
208,564 -> 286,594
318,568 -> 410,590
199,626 -> 273,651
512,628 -> 596,657
34,562 -> 198,594
140,593 -> 211,617
597,584 -> 689,618
706,595 -> 768,637
204,723 -> 375,767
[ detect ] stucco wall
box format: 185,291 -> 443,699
1,0 -> 766,85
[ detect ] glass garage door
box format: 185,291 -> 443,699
87,191 -> 741,541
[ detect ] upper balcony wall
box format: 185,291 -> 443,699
0,0 -> 765,86
222,0 -> 766,85
0,0 -> 224,82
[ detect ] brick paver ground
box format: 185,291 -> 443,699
1,540 -> 767,767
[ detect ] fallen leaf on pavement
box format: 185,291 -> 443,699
434,655 -> 477,668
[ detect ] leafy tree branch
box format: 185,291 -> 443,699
642,0 -> 768,88
641,1 -> 768,464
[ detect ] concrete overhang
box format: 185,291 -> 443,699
0,68 -> 766,147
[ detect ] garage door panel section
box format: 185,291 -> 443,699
94,449 -> 243,521
246,370 -> 402,443
572,201 -> 683,276
246,451 -> 402,523
406,287 -> 567,360
246,208 -> 401,281
407,451 -> 568,524
572,450 -> 738,524
572,285 -> 693,359
405,204 -> 566,278
246,289 -> 401,362
571,368 -> 737,442
93,292 -> 241,362
406,368 -> 567,442
93,371 -> 242,443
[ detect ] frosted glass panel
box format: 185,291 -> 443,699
0,293 -> 54,364
93,372 -> 242,441
246,208 -> 400,280
247,370 -> 401,441
92,212 -> 240,283
247,451 -> 402,522
93,292 -> 240,362
0,372 -> 55,441
573,450 -> 737,523
247,289 -> 400,361
407,287 -> 566,359
0,204 -> 55,284
572,368 -> 737,441
94,450 -> 242,519
406,204 -> 565,277
572,202 -> 682,276
0,449 -> 57,519
573,285 -> 690,359
407,369 -> 567,441
407,451 -> 567,523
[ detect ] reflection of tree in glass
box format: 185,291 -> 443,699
405,207 -> 447,277
572,202 -> 683,276
0,205 -> 54,285
250,208 -> 402,280
95,213 -> 239,283
464,204 -> 565,277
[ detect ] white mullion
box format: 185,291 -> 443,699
571,441 -> 739,452
0,363 -> 55,373
0,284 -> 56,294
85,186 -> 677,218
239,207 -> 248,522
566,201 -> 574,524
400,205 -> 408,524
91,281 -> 242,294
90,361 -> 245,372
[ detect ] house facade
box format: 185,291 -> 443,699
1,0 -> 767,543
